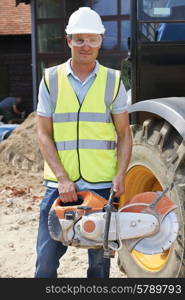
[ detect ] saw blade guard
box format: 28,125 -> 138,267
120,191 -> 179,254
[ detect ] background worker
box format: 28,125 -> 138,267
0,96 -> 25,123
0,96 -> 18,109
35,7 -> 132,278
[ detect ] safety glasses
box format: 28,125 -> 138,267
70,35 -> 102,48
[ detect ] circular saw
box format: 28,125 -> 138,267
48,188 -> 179,258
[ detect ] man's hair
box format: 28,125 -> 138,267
16,99 -> 25,112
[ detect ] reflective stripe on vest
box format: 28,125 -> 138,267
44,63 -> 121,183
55,140 -> 116,151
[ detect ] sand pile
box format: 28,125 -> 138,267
0,112 -> 44,189
0,112 -> 43,175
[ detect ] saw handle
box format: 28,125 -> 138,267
149,186 -> 170,210
103,189 -> 116,258
58,195 -> 84,206
149,181 -> 175,210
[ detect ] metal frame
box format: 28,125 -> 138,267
129,0 -> 185,132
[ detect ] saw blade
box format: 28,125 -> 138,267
133,211 -> 179,254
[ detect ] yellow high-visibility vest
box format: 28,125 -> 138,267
44,63 -> 121,183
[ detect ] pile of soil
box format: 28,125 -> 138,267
0,112 -> 43,176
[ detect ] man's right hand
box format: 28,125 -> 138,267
58,178 -> 78,203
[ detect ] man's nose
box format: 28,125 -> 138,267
82,42 -> 91,50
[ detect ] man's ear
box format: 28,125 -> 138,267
66,35 -> 72,48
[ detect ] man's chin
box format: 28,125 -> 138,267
79,57 -> 94,64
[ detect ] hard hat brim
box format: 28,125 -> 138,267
65,28 -> 105,35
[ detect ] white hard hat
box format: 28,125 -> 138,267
65,7 -> 105,35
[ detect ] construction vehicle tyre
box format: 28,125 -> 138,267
118,118 -> 185,277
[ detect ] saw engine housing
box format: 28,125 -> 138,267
48,190 -> 178,254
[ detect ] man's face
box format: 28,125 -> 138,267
66,34 -> 102,65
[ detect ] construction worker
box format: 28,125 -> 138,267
0,96 -> 25,123
35,7 -> 132,278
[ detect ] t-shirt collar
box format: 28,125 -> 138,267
65,58 -> 100,78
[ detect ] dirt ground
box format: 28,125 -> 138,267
0,114 -> 126,278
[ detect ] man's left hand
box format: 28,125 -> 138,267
112,174 -> 125,198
